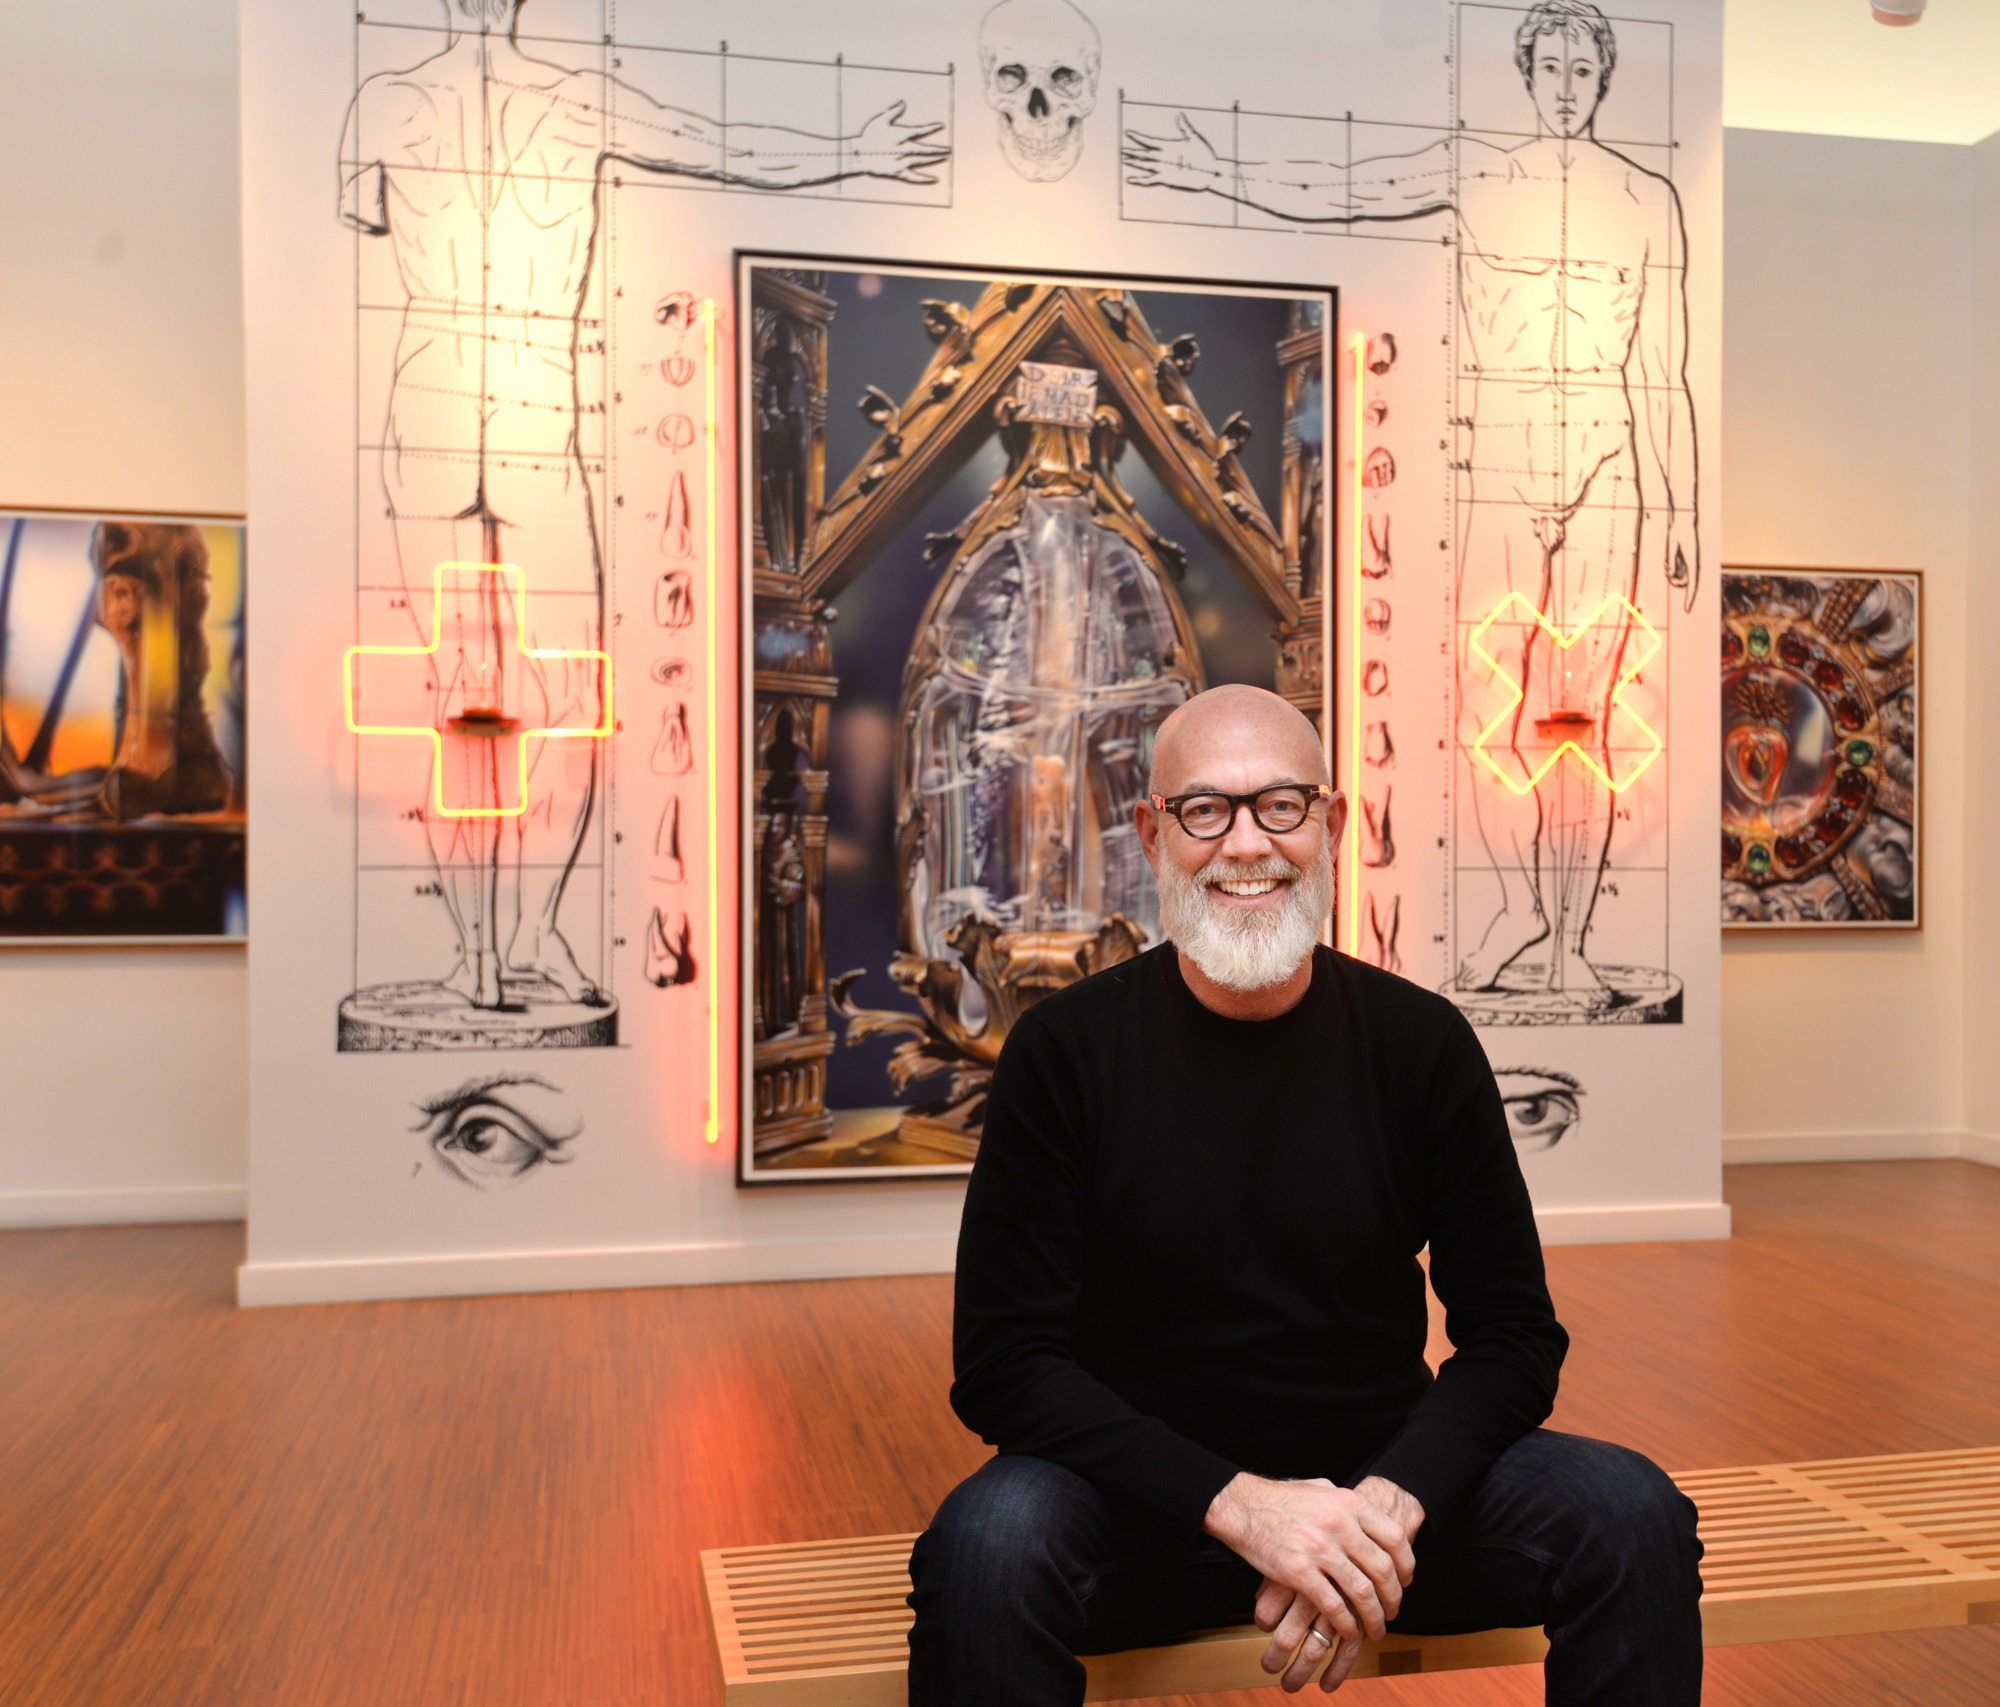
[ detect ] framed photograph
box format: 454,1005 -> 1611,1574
738,256 -> 1333,1181
1720,567 -> 1919,929
0,509 -> 246,942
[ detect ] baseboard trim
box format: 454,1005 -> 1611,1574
237,1232 -> 961,1307
0,1183 -> 247,1228
1723,1131 -> 1964,1165
1961,1130 -> 2000,1168
1532,1202 -> 1732,1246
241,1203 -> 1738,1303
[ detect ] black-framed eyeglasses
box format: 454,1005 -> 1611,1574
1148,783 -> 1334,840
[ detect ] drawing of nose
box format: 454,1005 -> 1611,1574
1028,86 -> 1049,119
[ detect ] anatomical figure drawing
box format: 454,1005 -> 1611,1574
336,1 -> 949,1050
1123,1 -> 1694,1021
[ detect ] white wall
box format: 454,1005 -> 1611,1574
1,6 -> 1992,1231
1960,127 -> 2000,1166
0,0 -> 248,1224
1719,130 -> 1974,1161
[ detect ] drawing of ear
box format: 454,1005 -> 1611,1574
654,793 -> 685,882
1364,891 -> 1401,973
645,907 -> 698,988
655,571 -> 694,630
1361,786 -> 1394,868
651,702 -> 694,777
1364,511 -> 1392,578
652,291 -> 697,334
660,471 -> 694,560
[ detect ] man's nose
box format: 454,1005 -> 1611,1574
1217,803 -> 1276,859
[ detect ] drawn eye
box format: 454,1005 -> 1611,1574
414,1075 -> 580,1188
996,64 -> 1027,92
1050,66 -> 1083,92
1494,1068 -> 1584,1152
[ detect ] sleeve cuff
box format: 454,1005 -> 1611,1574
1362,1423 -> 1490,1535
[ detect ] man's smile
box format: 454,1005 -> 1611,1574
1211,877 -> 1285,899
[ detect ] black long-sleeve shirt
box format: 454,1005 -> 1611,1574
950,943 -> 1567,1543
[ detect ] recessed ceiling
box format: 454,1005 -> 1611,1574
1727,0 -> 2000,145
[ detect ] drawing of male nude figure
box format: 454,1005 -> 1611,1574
1124,0 -> 1697,1016
339,0 -> 945,1022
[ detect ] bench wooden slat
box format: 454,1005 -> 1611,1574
702,1447 -> 2000,1705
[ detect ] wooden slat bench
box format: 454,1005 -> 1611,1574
701,1447 -> 2000,1704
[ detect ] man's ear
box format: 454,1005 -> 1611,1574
1326,790 -> 1349,851
1135,796 -> 1162,866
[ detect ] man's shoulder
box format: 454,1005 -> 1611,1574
1009,941 -> 1166,1051
1323,948 -> 1476,1048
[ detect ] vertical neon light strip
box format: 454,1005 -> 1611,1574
703,299 -> 722,1146
1345,334 -> 1365,957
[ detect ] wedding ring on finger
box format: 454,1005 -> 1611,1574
1304,1627 -> 1333,1651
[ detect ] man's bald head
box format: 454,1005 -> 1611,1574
1149,684 -> 1329,797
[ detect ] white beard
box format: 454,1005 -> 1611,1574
1155,844 -> 1333,993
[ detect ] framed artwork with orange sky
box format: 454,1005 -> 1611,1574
0,509 -> 246,941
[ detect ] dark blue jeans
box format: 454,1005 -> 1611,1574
908,1429 -> 1702,1706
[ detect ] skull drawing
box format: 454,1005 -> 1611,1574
978,0 -> 1102,182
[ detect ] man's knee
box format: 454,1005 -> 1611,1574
911,1455 -> 1097,1603
1558,1437 -> 1701,1582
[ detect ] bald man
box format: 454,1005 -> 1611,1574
906,686 -> 1702,1705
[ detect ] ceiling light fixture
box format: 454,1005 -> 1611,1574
1872,0 -> 1925,25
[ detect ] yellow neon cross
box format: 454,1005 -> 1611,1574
343,561 -> 612,819
1468,592 -> 1663,795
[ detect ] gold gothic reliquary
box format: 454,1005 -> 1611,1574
745,267 -> 1328,1170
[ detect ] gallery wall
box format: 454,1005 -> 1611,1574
1719,129 -> 1973,1160
230,0 -> 1726,1305
0,0 -> 249,1225
4,2 -> 1997,1234
1958,126 -> 2000,1163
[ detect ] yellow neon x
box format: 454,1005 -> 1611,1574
1468,592 -> 1662,795
343,561 -> 612,819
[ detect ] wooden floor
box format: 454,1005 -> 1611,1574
3,1161 -> 1998,1707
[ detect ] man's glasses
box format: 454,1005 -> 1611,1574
1148,783 -> 1334,840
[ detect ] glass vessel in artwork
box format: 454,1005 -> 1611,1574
831,394 -> 1204,1155
905,493 -> 1188,958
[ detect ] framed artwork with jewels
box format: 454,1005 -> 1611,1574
1720,567 -> 1920,929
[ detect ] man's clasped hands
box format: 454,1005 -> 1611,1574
1204,1472 -> 1427,1693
